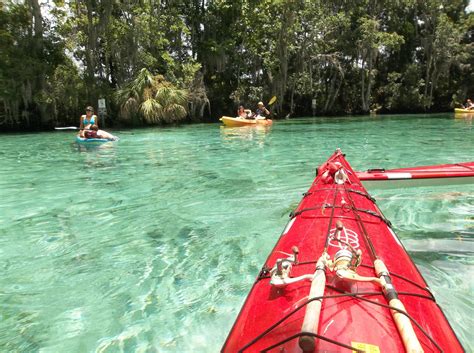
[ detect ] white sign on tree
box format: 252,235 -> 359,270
98,98 -> 106,109
97,98 -> 107,127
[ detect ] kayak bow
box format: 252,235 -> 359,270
357,161 -> 474,189
222,149 -> 463,353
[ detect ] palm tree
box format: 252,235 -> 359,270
116,68 -> 188,124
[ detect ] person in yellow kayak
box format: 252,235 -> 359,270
237,105 -> 252,119
253,101 -> 270,119
463,99 -> 474,110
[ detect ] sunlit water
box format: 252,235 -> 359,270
0,114 -> 472,352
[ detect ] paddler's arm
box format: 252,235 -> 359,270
260,106 -> 270,118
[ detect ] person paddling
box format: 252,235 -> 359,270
464,99 -> 474,110
254,101 -> 270,119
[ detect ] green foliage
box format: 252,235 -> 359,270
1,0 -> 473,130
116,68 -> 188,125
383,65 -> 424,111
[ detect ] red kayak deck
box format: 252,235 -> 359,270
357,162 -> 474,189
222,150 -> 463,353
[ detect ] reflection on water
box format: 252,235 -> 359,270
73,141 -> 117,152
70,140 -> 120,171
219,125 -> 271,144
0,115 -> 472,352
454,114 -> 473,129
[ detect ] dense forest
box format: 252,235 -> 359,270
1,0 -> 473,131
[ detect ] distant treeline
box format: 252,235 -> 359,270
1,0 -> 473,131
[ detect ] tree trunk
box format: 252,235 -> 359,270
424,55 -> 432,110
361,64 -> 367,112
85,0 -> 96,99
29,0 -> 48,124
365,55 -> 374,111
275,7 -> 295,115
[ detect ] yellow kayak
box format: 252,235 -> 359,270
454,108 -> 474,114
219,116 -> 273,127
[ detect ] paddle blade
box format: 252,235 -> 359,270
268,96 -> 277,106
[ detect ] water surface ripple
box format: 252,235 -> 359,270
0,114 -> 473,352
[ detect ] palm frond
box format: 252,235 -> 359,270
163,103 -> 187,122
134,68 -> 155,92
155,86 -> 173,106
123,97 -> 139,113
140,98 -> 162,123
169,89 -> 188,105
143,87 -> 154,100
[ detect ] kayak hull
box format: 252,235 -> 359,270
220,116 -> 273,127
76,136 -> 110,144
222,150 -> 463,353
454,108 -> 474,114
357,161 -> 474,189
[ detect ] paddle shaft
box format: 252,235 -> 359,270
55,127 -> 93,130
299,258 -> 326,352
375,259 -> 424,353
299,187 -> 339,351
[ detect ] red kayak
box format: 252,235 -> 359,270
357,161 -> 474,189
222,149 -> 463,353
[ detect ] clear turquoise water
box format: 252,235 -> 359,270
0,114 -> 472,352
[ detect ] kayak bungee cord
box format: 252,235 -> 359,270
237,288 -> 441,352
300,153 -> 437,352
290,205 -> 392,226
237,291 -> 374,353
261,332 -> 363,353
298,187 -> 339,351
454,163 -> 474,171
303,187 -> 376,203
256,261 -> 435,299
341,180 -> 425,352
325,286 -> 444,353
359,263 -> 434,297
222,150 -> 463,353
260,156 -> 436,352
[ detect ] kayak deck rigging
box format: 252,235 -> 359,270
238,193 -> 438,353
238,288 -> 439,353
222,149 -> 463,353
289,205 -> 392,226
